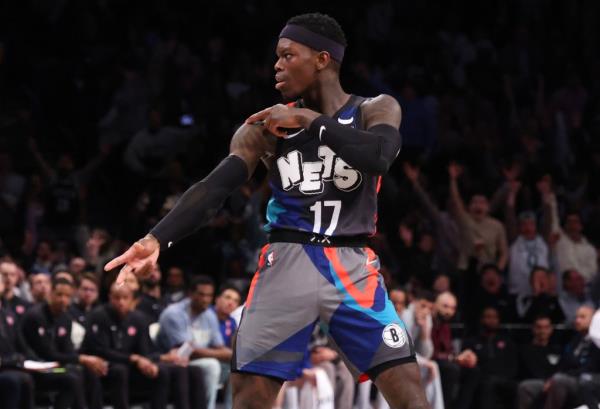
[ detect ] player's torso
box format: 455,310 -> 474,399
265,95 -> 380,237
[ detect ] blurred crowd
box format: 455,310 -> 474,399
2,0 -> 600,408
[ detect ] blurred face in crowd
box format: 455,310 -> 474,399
123,273 -> 140,294
532,317 -> 553,345
390,289 -> 407,315
480,307 -> 500,332
54,271 -> 74,283
574,306 -> 594,334
110,285 -> 135,317
414,297 -> 433,320
418,233 -> 435,253
167,267 -> 185,290
0,261 -> 19,292
215,288 -> 242,317
481,266 -> 502,294
69,257 -> 86,276
49,283 -> 74,315
36,241 -> 53,261
432,275 -> 451,294
146,265 -> 161,286
468,194 -> 489,221
190,284 -> 214,314
57,153 -> 74,174
0,272 -> 5,297
563,270 -> 585,298
434,292 -> 457,321
530,269 -> 550,296
78,278 -> 99,307
519,217 -> 537,240
564,214 -> 583,240
30,273 -> 51,303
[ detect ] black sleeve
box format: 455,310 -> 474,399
82,310 -> 132,364
150,155 -> 248,249
308,115 -> 401,175
20,311 -> 79,364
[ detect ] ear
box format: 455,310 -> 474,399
315,51 -> 332,71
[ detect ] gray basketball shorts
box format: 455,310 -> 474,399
232,242 -> 415,381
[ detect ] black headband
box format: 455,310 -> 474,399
279,24 -> 345,63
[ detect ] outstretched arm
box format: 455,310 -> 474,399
246,94 -> 402,175
105,124 -> 274,281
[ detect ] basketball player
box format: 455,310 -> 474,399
106,13 -> 429,409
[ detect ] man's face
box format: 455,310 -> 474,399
69,257 -> 86,275
564,270 -> 585,297
190,284 -> 214,313
468,195 -> 489,219
215,289 -> 241,316
481,267 -> 502,294
574,307 -> 594,333
418,234 -> 434,253
565,214 -> 583,237
49,284 -> 73,314
30,274 -> 51,302
0,262 -> 18,290
167,267 -> 184,289
389,290 -> 407,315
434,294 -> 457,321
532,318 -> 553,342
274,38 -> 319,100
110,287 -> 134,317
481,308 -> 500,331
530,270 -> 550,295
78,279 -> 99,307
519,218 -> 537,240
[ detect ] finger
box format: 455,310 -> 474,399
116,265 -> 133,286
245,108 -> 271,124
105,246 -> 136,271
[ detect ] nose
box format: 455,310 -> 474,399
274,57 -> 283,72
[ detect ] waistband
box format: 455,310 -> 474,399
268,230 -> 369,247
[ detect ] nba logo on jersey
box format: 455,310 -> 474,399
277,145 -> 362,194
382,324 -> 407,348
266,251 -> 275,267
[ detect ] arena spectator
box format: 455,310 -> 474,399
68,273 -> 100,325
21,277 -> 107,409
157,275 -> 230,409
470,264 -> 517,326
464,306 -> 518,409
518,266 -> 565,324
29,272 -> 51,304
543,306 -> 600,409
558,269 -> 594,326
164,266 -> 187,304
136,265 -> 166,324
508,211 -> 550,297
517,315 -> 561,409
0,261 -> 31,319
448,162 -> 508,271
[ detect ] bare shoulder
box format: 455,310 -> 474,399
361,94 -> 402,129
230,123 -> 277,174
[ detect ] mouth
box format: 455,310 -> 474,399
275,80 -> 286,90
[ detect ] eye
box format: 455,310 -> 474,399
284,53 -> 292,60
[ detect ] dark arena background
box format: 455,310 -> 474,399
1,0 -> 600,408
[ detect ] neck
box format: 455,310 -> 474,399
190,305 -> 205,316
216,309 -> 228,321
5,289 -> 14,300
533,337 -> 549,347
301,76 -> 349,116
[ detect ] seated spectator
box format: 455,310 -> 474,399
471,264 -> 517,326
0,261 -> 31,319
432,274 -> 451,295
157,275 -> 231,409
0,274 -> 85,409
83,282 -> 192,409
68,273 -> 100,325
21,277 -> 107,409
432,291 -> 479,409
508,211 -> 550,297
464,306 -> 518,409
389,287 -> 407,316
558,269 -> 594,326
518,266 -> 565,324
29,272 -> 51,304
136,265 -> 166,323
68,257 -> 88,280
164,266 -> 187,304
517,315 -> 561,409
213,284 -> 242,348
543,306 -> 600,409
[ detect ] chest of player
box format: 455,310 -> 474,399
273,133 -> 363,195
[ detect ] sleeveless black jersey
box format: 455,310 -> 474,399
265,95 -> 381,237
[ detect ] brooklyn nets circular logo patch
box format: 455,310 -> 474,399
382,323 -> 407,348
